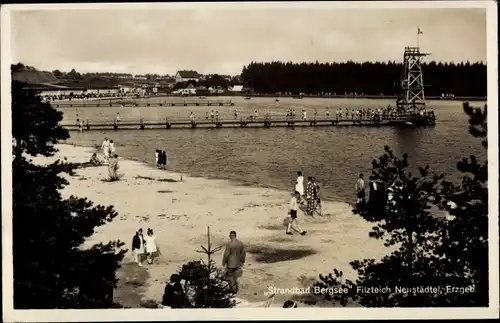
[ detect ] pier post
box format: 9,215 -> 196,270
140,117 -> 145,130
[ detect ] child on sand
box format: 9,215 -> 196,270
90,153 -> 102,166
132,228 -> 145,267
144,228 -> 159,264
295,171 -> 305,204
286,191 -> 307,236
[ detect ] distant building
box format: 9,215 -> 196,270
181,83 -> 197,96
230,85 -> 243,92
175,70 -> 200,83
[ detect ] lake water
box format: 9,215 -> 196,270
59,96 -> 487,204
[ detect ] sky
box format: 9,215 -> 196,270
8,4 -> 488,76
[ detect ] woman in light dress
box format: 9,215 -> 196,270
144,228 -> 159,264
295,171 -> 305,204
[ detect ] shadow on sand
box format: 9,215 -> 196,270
135,175 -> 178,183
246,245 -> 317,263
114,261 -> 150,308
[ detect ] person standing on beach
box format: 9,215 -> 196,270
132,228 -> 145,267
305,177 -> 316,216
356,173 -> 366,210
222,231 -> 246,294
109,140 -> 116,155
101,137 -> 110,161
287,191 -> 307,236
295,171 -> 305,204
312,177 -> 322,216
162,150 -> 168,169
144,228 -> 159,264
155,149 -> 160,168
108,154 -> 119,180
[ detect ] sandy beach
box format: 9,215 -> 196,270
31,144 -> 390,308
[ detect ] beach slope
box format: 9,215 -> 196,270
31,144 -> 390,307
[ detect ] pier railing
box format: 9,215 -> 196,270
63,111 -> 436,130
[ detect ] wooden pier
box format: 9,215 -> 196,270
63,113 -> 436,131
53,99 -> 235,108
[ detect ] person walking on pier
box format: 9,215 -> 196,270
234,110 -> 238,119
286,191 -> 307,236
222,231 -> 246,293
302,110 -> 307,120
116,113 -> 121,123
305,177 -> 316,216
292,109 -> 296,117
356,173 -> 366,210
254,110 -> 259,119
210,110 -> 214,120
206,111 -> 209,120
325,108 -> 329,117
295,171 -> 305,204
215,111 -> 220,121
189,112 -> 195,121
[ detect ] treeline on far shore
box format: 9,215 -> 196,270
239,94 -> 486,101
241,61 -> 487,97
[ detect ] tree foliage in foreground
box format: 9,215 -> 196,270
314,102 -> 488,307
12,79 -> 127,308
166,227 -> 236,308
